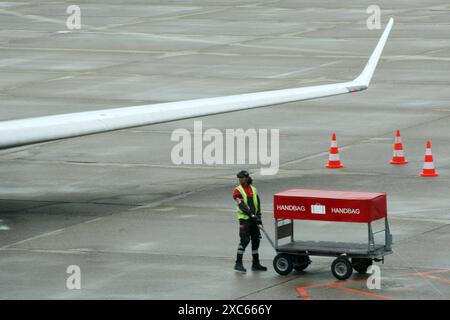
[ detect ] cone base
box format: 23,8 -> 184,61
420,172 -> 439,177
390,160 -> 408,165
326,164 -> 345,169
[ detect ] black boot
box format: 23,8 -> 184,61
234,253 -> 246,273
252,254 -> 267,271
234,262 -> 247,273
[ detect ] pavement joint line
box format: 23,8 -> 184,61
82,201 -> 141,207
2,44 -> 450,61
0,198 -> 63,204
0,207 -> 135,251
131,185 -> 213,210
0,198 -> 136,209
2,62 -> 358,83
6,158 -> 238,170
0,93 -> 154,106
192,20 -> 357,55
0,73 -> 67,93
0,202 -> 62,213
391,250 -> 445,297
393,224 -> 449,244
0,6 -> 182,33
235,276 -> 300,300
0,246 -> 269,261
144,7 -> 233,23
75,30 -> 233,45
86,16 -> 152,32
389,216 -> 450,225
0,227 -> 68,250
0,141 -> 67,158
7,158 -> 450,180
0,8 -> 67,25
266,60 -> 342,79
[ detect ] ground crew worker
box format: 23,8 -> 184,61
233,170 -> 267,273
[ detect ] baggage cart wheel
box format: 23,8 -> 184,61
273,253 -> 293,275
293,255 -> 311,272
331,257 -> 353,280
351,258 -> 373,274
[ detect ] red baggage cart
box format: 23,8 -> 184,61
260,189 -> 393,280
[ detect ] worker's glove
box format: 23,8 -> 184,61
256,216 -> 263,226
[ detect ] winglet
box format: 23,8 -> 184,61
353,17 -> 394,87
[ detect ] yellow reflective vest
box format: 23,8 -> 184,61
235,184 -> 259,220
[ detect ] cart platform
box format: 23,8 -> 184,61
277,240 -> 389,258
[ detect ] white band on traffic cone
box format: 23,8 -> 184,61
423,162 -> 435,170
329,153 -> 340,161
393,150 -> 404,157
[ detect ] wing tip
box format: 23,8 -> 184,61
353,17 -> 394,87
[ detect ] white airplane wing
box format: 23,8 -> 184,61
0,18 -> 393,149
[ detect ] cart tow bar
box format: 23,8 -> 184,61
258,225 -> 276,250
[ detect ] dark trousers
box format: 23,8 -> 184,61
236,218 -> 261,264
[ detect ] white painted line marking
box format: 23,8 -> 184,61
0,58 -> 29,67
154,207 -> 176,212
0,8 -> 66,25
0,216 -> 106,250
179,214 -> 198,219
267,61 -> 342,79
46,76 -> 75,82
81,31 -> 226,45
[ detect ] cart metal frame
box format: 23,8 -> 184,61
271,217 -> 392,260
259,217 -> 393,279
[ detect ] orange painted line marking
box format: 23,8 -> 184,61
296,287 -> 313,300
299,279 -> 361,290
425,275 -> 450,284
297,269 -> 450,300
404,269 -> 450,285
296,278 -> 391,301
329,283 -> 393,300
404,269 -> 450,277
300,282 -> 344,290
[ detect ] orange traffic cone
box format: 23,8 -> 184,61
420,140 -> 439,177
390,130 -> 408,165
326,133 -> 345,169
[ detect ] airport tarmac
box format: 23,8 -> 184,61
0,0 -> 449,300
